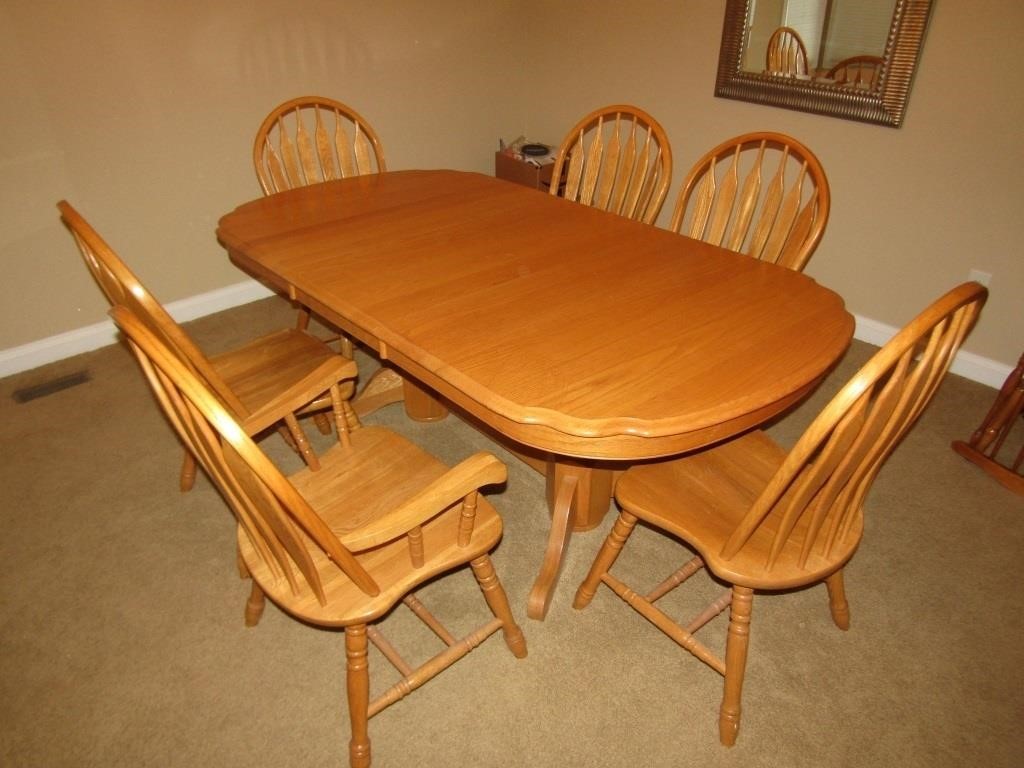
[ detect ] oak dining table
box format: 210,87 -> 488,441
217,169 -> 854,620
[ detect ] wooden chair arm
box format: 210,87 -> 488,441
340,452 -> 508,552
243,357 -> 358,434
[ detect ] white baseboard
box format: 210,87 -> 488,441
0,280 -> 273,378
0,285 -> 1008,389
854,314 -> 1008,389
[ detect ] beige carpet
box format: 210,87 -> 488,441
1,296 -> 1021,768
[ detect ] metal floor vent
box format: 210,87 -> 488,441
12,370 -> 92,403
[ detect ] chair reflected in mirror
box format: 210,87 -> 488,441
825,55 -> 884,89
765,26 -> 808,77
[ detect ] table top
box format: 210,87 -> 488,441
218,170 -> 854,460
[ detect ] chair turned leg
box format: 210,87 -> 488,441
719,586 -> 754,747
179,451 -> 197,492
338,335 -> 355,359
283,414 -> 320,471
470,555 -> 527,658
342,398 -> 362,432
345,625 -> 372,768
825,570 -> 851,630
573,511 -> 638,609
313,412 -> 333,435
236,545 -> 250,580
244,581 -> 266,627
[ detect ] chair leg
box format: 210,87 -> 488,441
573,510 -> 638,609
296,306 -> 313,331
343,399 -> 362,432
345,625 -> 372,768
470,555 -> 527,658
825,570 -> 851,630
719,586 -> 754,747
236,545 -> 250,580
338,334 -> 355,359
313,412 -> 333,435
179,450 -> 197,492
283,413 -> 320,471
244,581 -> 266,627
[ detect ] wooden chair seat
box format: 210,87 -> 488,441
210,327 -> 353,432
242,426 -> 504,625
616,430 -> 862,589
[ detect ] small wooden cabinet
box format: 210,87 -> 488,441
494,151 -> 556,191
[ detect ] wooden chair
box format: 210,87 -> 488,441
765,26 -> 809,77
548,104 -> 673,225
253,95 -> 386,196
110,304 -> 527,768
825,55 -> 884,89
668,132 -> 830,272
575,282 -> 988,746
253,95 -> 386,353
59,200 -> 358,491
952,350 -> 1024,495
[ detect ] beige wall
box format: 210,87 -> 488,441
0,0 -> 527,348
520,0 -> 1022,371
2,0 -> 1021,372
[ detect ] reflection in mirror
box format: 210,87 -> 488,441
715,0 -> 934,127
744,0 -> 894,77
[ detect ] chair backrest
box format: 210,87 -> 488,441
826,55 -> 884,89
110,304 -> 378,604
765,26 -> 809,76
253,95 -> 386,195
668,132 -> 830,271
548,104 -> 673,225
57,200 -> 246,416
722,282 -> 988,571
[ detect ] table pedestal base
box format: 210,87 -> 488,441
355,365 -> 615,620
352,367 -> 449,421
526,460 -> 614,620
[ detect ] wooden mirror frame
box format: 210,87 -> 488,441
714,0 -> 933,128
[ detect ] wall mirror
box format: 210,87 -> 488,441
715,0 -> 933,128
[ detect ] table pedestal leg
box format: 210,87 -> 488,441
352,367 -> 405,418
402,378 -> 449,422
527,460 -> 614,620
